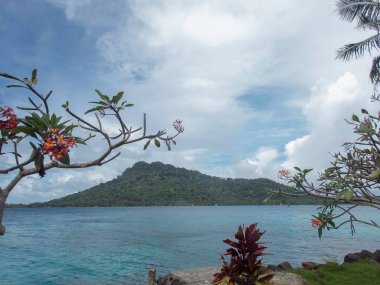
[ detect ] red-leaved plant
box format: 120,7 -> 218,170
213,224 -> 273,285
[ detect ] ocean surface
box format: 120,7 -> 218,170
1,205 -> 379,284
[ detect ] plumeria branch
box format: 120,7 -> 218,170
0,69 -> 184,236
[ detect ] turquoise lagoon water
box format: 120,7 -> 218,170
1,205 -> 379,284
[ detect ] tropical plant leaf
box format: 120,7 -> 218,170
337,0 -> 380,23
85,106 -> 108,115
336,33 -> 379,61
112,91 -> 124,104
31,69 -> 38,84
58,153 -> 70,165
370,55 -> 380,84
368,169 -> 380,180
352,114 -> 360,122
6,84 -> 25,88
143,140 -> 151,150
336,189 -> 354,200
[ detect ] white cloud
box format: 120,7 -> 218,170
282,72 -> 374,174
3,1 -> 378,203
229,147 -> 279,179
228,73 -> 375,182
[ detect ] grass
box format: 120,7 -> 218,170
292,259 -> 380,285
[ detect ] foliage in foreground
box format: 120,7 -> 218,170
293,260 -> 380,285
0,70 -> 183,235
213,224 -> 273,285
276,0 -> 380,238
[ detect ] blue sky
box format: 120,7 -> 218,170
0,0 -> 377,203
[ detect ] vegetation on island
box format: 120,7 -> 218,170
278,0 -> 380,238
18,161 -> 320,207
0,70 -> 183,235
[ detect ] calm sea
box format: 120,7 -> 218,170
1,205 -> 379,284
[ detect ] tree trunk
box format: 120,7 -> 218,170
0,194 -> 6,235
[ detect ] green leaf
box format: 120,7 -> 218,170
294,167 -> 301,172
16,126 -> 38,139
40,114 -> 51,129
303,168 -> 313,174
95,89 -> 110,102
74,137 -> 86,145
31,69 -> 38,84
368,169 -> 380,180
6,84 -> 25,88
154,139 -> 160,147
57,120 -> 71,129
143,140 -> 151,150
84,106 -> 108,114
123,103 -> 134,107
361,109 -> 369,114
51,113 -> 57,127
24,115 -> 45,132
61,124 -> 78,135
352,114 -> 360,122
62,101 -> 69,108
58,153 -> 70,165
336,189 -> 354,200
112,91 -> 124,104
95,89 -> 103,97
318,227 -> 323,239
89,101 -> 108,106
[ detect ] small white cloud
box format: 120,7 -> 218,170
230,147 -> 279,179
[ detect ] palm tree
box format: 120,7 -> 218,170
336,0 -> 380,84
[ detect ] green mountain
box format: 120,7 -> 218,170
29,161 -> 320,207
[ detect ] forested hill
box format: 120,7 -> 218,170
29,161 -> 320,207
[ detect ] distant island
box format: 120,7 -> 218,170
8,161 -> 321,207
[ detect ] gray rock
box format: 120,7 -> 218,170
157,273 -> 187,285
267,264 -> 280,271
169,267 -> 306,285
277,262 -> 293,271
171,267 -> 219,285
344,253 -> 361,263
373,250 -> 380,263
301,261 -> 319,270
270,272 -> 307,285
360,250 -> 374,260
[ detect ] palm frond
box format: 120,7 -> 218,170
336,33 -> 380,60
356,15 -> 380,30
370,55 -> 380,83
337,0 -> 380,23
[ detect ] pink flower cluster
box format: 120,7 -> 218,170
173,119 -> 184,133
278,169 -> 290,176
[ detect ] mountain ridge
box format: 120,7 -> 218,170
14,161 -> 320,207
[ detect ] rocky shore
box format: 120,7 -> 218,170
151,249 -> 380,285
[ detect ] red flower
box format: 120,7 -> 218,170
42,129 -> 76,160
311,218 -> 324,228
0,106 -> 19,132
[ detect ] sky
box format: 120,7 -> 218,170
0,0 -> 378,203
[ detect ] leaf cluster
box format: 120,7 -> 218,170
213,224 -> 273,285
